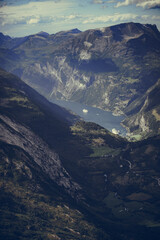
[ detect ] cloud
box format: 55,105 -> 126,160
0,0 -> 73,26
116,0 -> 160,9
91,0 -> 104,3
27,17 -> 40,24
83,13 -> 138,24
0,0 -> 61,7
65,14 -> 79,20
151,15 -> 160,19
141,14 -> 150,19
137,1 -> 160,9
91,0 -> 115,4
116,0 -> 139,8
0,14 -> 28,26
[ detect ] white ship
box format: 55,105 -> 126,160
82,109 -> 88,113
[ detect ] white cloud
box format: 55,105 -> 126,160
141,14 -> 150,20
27,18 -> 40,24
92,0 -> 104,3
137,0 -> 160,9
116,0 -> 139,8
116,0 -> 160,9
152,15 -> 160,19
83,13 -> 138,24
91,0 -> 115,4
66,15 -> 77,20
0,0 -> 73,26
1,15 -> 27,26
64,14 -> 81,21
0,0 -> 61,7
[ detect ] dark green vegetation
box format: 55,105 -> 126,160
0,22 -> 160,138
0,69 -> 160,239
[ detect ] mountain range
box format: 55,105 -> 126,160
0,22 -> 160,239
0,22 -> 160,139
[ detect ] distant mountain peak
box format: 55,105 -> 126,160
36,31 -> 49,37
70,28 -> 81,34
109,22 -> 158,31
56,28 -> 81,36
0,32 -> 11,40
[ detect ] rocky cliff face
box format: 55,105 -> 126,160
0,115 -> 82,199
20,23 -> 160,115
1,141 -> 105,240
123,79 -> 160,139
0,69 -> 83,201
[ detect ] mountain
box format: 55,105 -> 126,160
0,68 -> 83,197
1,69 -> 160,239
122,78 -> 160,139
0,68 -> 109,239
0,32 -> 28,50
0,22 -> 160,139
0,32 -> 11,46
36,31 -> 49,37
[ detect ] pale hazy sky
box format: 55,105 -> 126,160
0,0 -> 160,37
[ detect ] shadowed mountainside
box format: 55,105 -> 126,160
0,69 -> 160,239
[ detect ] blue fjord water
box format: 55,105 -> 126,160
52,99 -> 127,136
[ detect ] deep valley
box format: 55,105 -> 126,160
0,22 -> 160,240
0,22 -> 160,139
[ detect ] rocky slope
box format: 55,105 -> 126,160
1,69 -> 160,239
122,78 -> 160,139
0,22 -> 160,138
1,140 -> 110,240
0,68 -> 83,199
0,68 -> 110,239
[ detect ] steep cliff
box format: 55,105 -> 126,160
0,68 -> 83,199
122,79 -> 160,139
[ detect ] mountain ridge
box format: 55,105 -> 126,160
0,22 -> 160,139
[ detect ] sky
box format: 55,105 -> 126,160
0,0 -> 160,37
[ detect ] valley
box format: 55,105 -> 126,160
52,98 -> 126,136
0,22 -> 160,138
0,22 -> 160,240
0,68 -> 160,240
